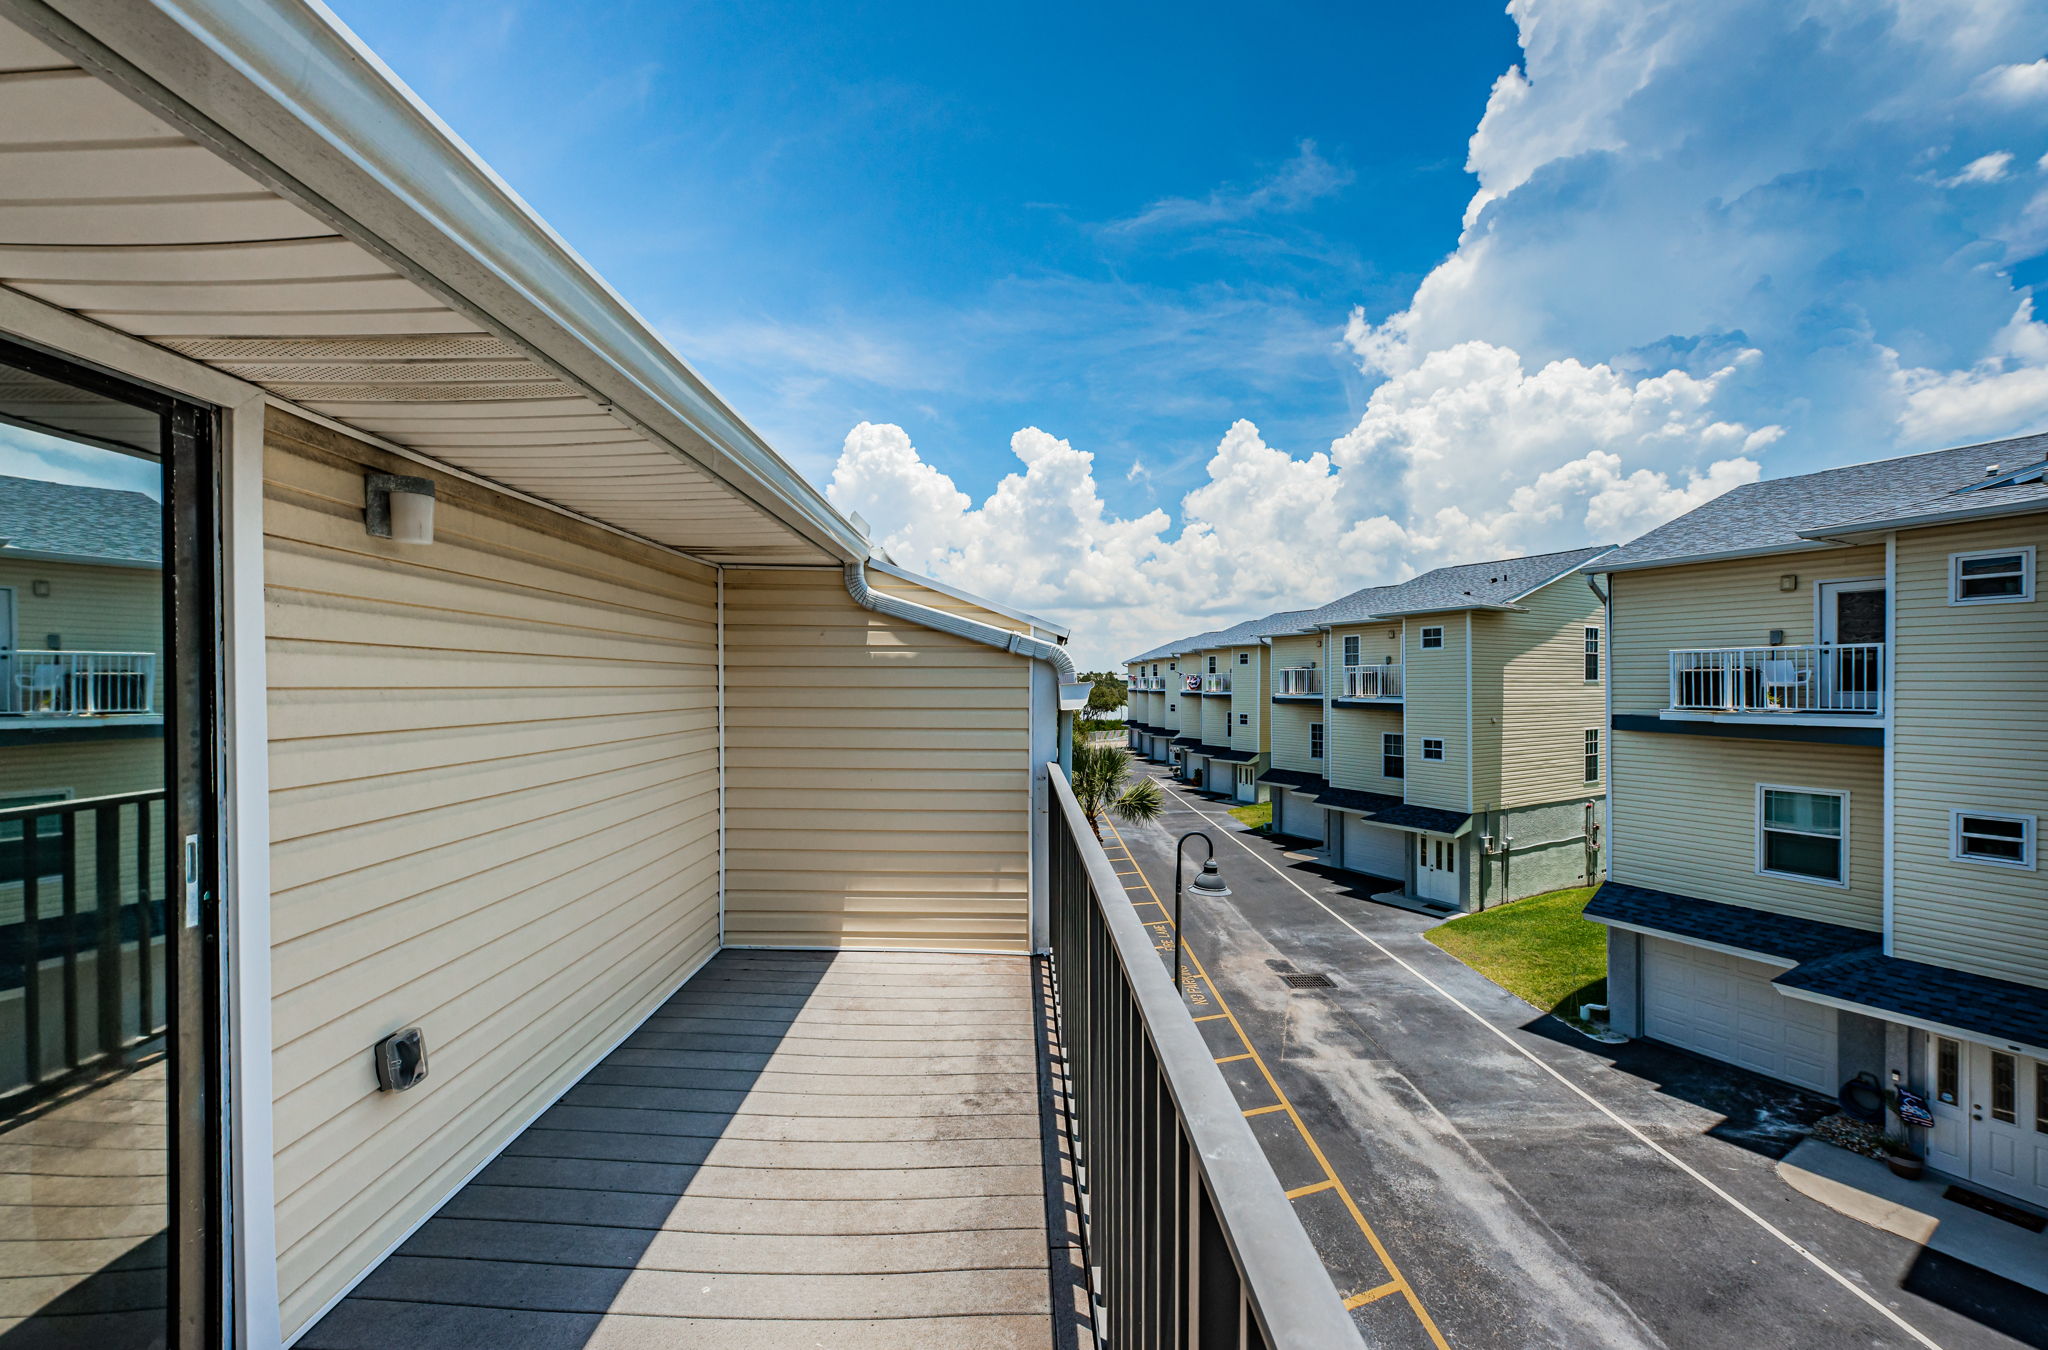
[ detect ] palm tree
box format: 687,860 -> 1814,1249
1071,742 -> 1165,838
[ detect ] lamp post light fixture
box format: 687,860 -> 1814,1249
1172,831 -> 1231,992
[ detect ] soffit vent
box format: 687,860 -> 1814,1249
158,335 -> 526,361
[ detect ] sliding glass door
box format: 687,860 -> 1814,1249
0,336 -> 221,1349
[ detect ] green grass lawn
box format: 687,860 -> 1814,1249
1228,800 -> 1272,831
1424,886 -> 1606,1023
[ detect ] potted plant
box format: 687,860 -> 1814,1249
1881,1133 -> 1924,1180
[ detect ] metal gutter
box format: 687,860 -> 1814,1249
844,561 -> 1087,708
865,556 -> 1071,639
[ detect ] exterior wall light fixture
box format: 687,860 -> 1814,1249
366,473 -> 437,544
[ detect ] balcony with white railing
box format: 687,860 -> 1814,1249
1337,663 -> 1403,701
1275,665 -> 1321,697
3,651 -> 158,718
1129,674 -> 1160,691
1668,643 -> 1885,716
1202,672 -> 1232,693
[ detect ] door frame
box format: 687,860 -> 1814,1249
0,295 -> 279,1345
1814,576 -> 1886,644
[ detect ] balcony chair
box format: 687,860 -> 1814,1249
15,665 -> 65,714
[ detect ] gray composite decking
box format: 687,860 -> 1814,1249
301,948 -> 1067,1350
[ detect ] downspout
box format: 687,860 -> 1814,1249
844,560 -> 1084,773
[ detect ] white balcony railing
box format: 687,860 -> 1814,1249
1202,672 -> 1231,693
1129,675 -> 1160,691
1338,664 -> 1403,700
3,651 -> 157,716
1276,665 -> 1320,696
1668,643 -> 1884,715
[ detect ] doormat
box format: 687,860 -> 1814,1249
1943,1185 -> 2048,1232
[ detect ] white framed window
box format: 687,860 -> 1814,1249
1309,723 -> 1324,759
1237,713 -> 1248,726
1207,655 -> 1217,673
1421,737 -> 1445,761
1382,732 -> 1404,779
1584,626 -> 1601,681
1420,625 -> 1444,649
1584,729 -> 1600,782
1238,651 -> 1249,665
1169,662 -> 1176,671
1951,810 -> 2035,869
1343,634 -> 1361,666
1757,785 -> 1847,886
1949,547 -> 2034,604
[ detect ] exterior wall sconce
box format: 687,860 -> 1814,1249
1779,573 -> 1799,592
366,473 -> 436,544
31,579 -> 50,597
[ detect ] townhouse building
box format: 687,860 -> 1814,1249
1587,433 -> 2048,1212
1129,547 -> 1612,912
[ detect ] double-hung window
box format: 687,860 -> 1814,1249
1583,729 -> 1600,783
1584,626 -> 1601,681
1238,651 -> 1249,665
1420,626 -> 1444,650
1382,732 -> 1404,779
1951,811 -> 2034,868
1950,548 -> 2033,604
1758,786 -> 1846,885
1343,634 -> 1361,666
1421,737 -> 1445,761
1207,655 -> 1217,673
1309,723 -> 1324,759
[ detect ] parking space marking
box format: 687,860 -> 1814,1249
1140,771 -> 1947,1350
1103,816 -> 1451,1350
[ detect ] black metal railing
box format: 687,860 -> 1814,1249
1047,766 -> 1364,1349
1,790 -> 167,1112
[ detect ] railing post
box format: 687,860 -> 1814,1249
95,804 -> 123,1061
60,813 -> 80,1070
22,815 -> 43,1087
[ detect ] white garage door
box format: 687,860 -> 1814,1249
1207,759 -> 1233,795
1642,939 -> 1836,1092
1276,791 -> 1324,842
1340,816 -> 1406,880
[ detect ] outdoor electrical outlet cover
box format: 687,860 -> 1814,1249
373,1027 -> 429,1091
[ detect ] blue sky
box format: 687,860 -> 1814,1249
329,0 -> 1522,514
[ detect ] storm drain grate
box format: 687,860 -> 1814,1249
1280,972 -> 1335,989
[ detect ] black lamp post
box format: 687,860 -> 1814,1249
1172,832 -> 1231,988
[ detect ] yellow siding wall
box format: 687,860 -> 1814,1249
1403,616 -> 1469,811
722,569 -> 1032,952
872,573 -> 1038,636
1610,732 -> 1882,930
1608,546 -> 1885,715
1329,621 -> 1401,672
1890,517 -> 2048,986
1326,705 -> 1402,794
263,412 -> 721,1335
1268,633 -> 1323,773
1229,646 -> 1267,753
1485,579 -> 1608,807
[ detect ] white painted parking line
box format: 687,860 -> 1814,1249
1143,768 -> 1946,1350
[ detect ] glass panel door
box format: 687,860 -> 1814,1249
0,338 -> 219,1348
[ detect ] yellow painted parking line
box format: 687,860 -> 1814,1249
1214,1053 -> 1253,1064
1344,1281 -> 1403,1310
1192,1014 -> 1229,1023
1286,1179 -> 1336,1199
1104,816 -> 1452,1350
1243,1104 -> 1287,1117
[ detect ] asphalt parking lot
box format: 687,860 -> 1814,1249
1106,761 -> 2047,1350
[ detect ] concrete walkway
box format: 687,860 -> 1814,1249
300,949 -> 1064,1350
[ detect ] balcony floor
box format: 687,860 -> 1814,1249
300,949 -> 1077,1350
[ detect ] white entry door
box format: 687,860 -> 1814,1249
1927,1037 -> 2048,1210
1416,833 -> 1459,905
1235,767 -> 1256,803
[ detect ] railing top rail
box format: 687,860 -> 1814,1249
13,649 -> 158,657
0,789 -> 166,825
1669,642 -> 1885,654
1047,764 -> 1368,1349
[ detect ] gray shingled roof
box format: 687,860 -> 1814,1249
1598,430 -> 2048,571
0,474 -> 160,564
1313,546 -> 1614,622
1803,462 -> 2048,534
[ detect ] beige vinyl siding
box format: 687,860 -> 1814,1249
1328,621 -> 1400,671
1326,705 -> 1403,794
1403,616 -> 1469,812
1486,578 -> 1609,807
1267,633 -> 1322,773
1608,546 -> 1884,715
872,573 -> 1036,636
1610,732 -> 1881,930
1230,646 -> 1267,753
1199,652 -> 1230,744
722,569 -> 1031,953
1890,517 -> 2048,987
263,411 -> 721,1336
0,556 -> 163,709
